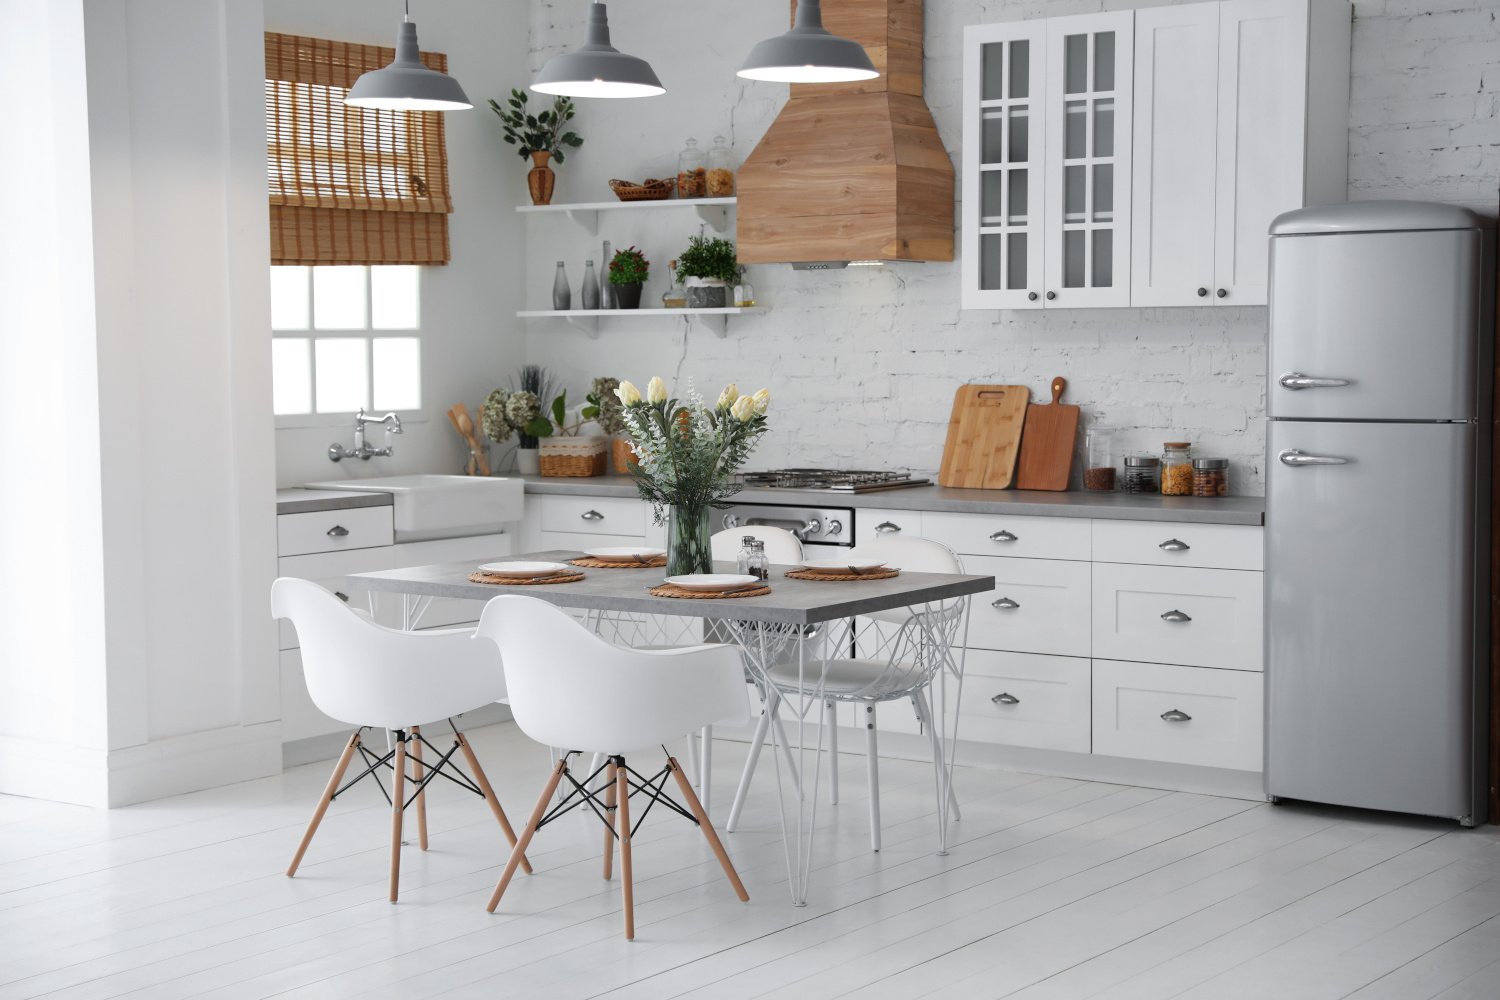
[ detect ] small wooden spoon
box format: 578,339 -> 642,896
452,405 -> 491,476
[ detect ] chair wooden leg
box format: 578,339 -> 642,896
389,732 -> 408,902
616,759 -> 635,940
668,755 -> 749,903
287,731 -> 361,877
455,732 -> 533,875
411,725 -> 429,851
603,758 -> 618,880
865,705 -> 881,853
487,760 -> 566,913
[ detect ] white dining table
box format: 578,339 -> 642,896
345,550 -> 995,905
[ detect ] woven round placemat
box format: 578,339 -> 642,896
785,568 -> 902,582
468,571 -> 586,586
567,556 -> 667,569
648,583 -> 772,600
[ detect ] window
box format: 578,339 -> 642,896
271,265 -> 422,417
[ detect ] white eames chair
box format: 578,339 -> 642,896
270,577 -> 530,902
474,595 -> 751,940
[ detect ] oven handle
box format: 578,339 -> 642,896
746,516 -> 821,541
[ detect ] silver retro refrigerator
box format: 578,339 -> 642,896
1266,201 -> 1495,825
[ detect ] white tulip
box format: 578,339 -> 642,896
751,388 -> 771,415
731,395 -> 757,422
615,380 -> 642,406
646,376 -> 668,405
716,383 -> 739,410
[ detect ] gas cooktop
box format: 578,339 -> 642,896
736,469 -> 931,493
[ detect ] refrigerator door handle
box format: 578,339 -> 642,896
1278,372 -> 1352,391
1279,449 -> 1351,468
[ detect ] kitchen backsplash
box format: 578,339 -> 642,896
517,0 -> 1498,496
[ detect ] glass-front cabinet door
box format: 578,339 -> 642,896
962,20 -> 1047,310
1042,12 -> 1133,308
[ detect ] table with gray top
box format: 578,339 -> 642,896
346,551 -> 996,905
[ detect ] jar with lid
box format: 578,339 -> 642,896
677,138 -> 706,199
1084,429 -> 1115,491
733,266 -> 756,307
706,135 -> 736,197
747,540 -> 769,581
736,535 -> 757,575
1160,441 -> 1193,496
1192,458 -> 1229,497
661,259 -> 686,308
1121,455 -> 1160,494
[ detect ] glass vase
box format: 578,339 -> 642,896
666,504 -> 714,577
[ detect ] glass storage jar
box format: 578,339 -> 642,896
1121,454 -> 1160,494
1160,441 -> 1193,496
1192,457 -> 1229,497
1084,429 -> 1115,491
677,138 -> 707,199
707,135 -> 736,197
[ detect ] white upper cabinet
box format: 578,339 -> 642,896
965,0 -> 1350,311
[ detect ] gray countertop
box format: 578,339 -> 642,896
276,488 -> 393,515
515,474 -> 1265,526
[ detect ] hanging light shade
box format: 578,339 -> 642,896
738,0 -> 879,84
345,6 -> 472,112
532,1 -> 665,99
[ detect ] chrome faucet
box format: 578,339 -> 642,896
328,408 -> 403,462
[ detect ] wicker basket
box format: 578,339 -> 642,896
539,435 -> 608,477
609,177 -> 676,202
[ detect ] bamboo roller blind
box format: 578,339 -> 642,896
265,32 -> 454,266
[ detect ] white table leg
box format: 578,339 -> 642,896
826,700 -> 840,805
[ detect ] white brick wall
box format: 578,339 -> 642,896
510,0 -> 1499,495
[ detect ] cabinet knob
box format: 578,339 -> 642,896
326,525 -> 349,537
580,509 -> 604,521
989,530 -> 1018,543
875,521 -> 901,534
1216,288 -> 1228,299
992,597 -> 1020,610
1158,538 -> 1190,552
1028,291 -> 1039,302
1197,287 -> 1209,298
992,692 -> 1021,706
1161,709 -> 1193,723
1045,291 -> 1057,301
1161,609 -> 1193,623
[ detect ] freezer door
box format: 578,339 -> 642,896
1266,421 -> 1477,820
1269,229 -> 1481,421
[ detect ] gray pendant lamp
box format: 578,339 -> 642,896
532,1 -> 666,99
345,1 -> 472,112
738,0 -> 879,84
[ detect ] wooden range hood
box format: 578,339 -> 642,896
738,0 -> 954,265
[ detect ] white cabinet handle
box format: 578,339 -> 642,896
991,692 -> 1020,706
1161,709 -> 1192,723
992,597 -> 1020,610
1158,538 -> 1189,551
875,521 -> 902,534
326,525 -> 349,537
580,509 -> 605,521
1161,609 -> 1192,623
990,530 -> 1018,543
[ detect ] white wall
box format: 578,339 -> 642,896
266,0 -> 531,487
521,0 -> 1500,496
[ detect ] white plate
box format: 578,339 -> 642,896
798,558 -> 889,575
664,573 -> 761,593
478,561 -> 572,577
583,547 -> 667,563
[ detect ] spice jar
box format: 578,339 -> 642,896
1122,455 -> 1160,494
1084,429 -> 1115,492
707,135 -> 736,197
677,138 -> 707,199
1192,457 -> 1229,497
1160,441 -> 1193,496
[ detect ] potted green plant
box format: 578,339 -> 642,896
608,246 -> 650,310
676,235 -> 738,308
487,89 -> 583,206
482,365 -> 559,473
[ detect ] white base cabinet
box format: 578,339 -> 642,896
952,651 -> 1092,754
1092,659 -> 1264,771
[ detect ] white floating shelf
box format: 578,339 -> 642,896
515,306 -> 762,337
516,197 -> 737,234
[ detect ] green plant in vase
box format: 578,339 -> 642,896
615,376 -> 771,576
676,235 -> 738,308
608,246 -> 650,310
487,89 -> 583,206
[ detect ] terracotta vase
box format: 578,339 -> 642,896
527,151 -> 555,206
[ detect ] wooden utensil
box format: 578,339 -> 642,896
448,404 -> 491,476
937,384 -> 1031,489
1014,376 -> 1081,492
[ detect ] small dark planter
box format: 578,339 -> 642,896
613,282 -> 643,309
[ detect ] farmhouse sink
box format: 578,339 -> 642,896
303,475 -> 524,542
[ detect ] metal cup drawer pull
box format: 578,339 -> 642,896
326,525 -> 350,537
875,521 -> 902,534
991,692 -> 1020,706
1158,538 -> 1190,552
1160,609 -> 1192,623
1160,709 -> 1192,723
990,530 -> 1018,543
992,597 -> 1020,611
580,509 -> 605,521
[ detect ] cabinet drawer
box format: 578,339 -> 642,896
1092,563 -> 1263,671
951,651 -> 1090,753
855,508 -> 922,546
964,556 -> 1091,657
1092,520 -> 1263,570
1092,659 -> 1263,771
278,506 -> 393,557
923,512 -> 1090,561
276,547 -> 396,649
539,496 -> 647,537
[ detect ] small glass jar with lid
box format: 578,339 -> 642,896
733,266 -> 756,307
1121,454 -> 1160,494
661,259 -> 686,308
677,137 -> 707,199
1160,441 -> 1193,496
706,135 -> 736,197
1084,429 -> 1115,491
1192,457 -> 1229,497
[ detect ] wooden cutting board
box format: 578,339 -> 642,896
937,384 -> 1031,489
1014,376 -> 1081,491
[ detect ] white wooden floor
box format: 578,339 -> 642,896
4,722 -> 1500,1000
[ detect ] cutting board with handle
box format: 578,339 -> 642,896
937,384 -> 1031,489
1014,376 -> 1081,491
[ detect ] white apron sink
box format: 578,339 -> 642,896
303,475 -> 524,542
